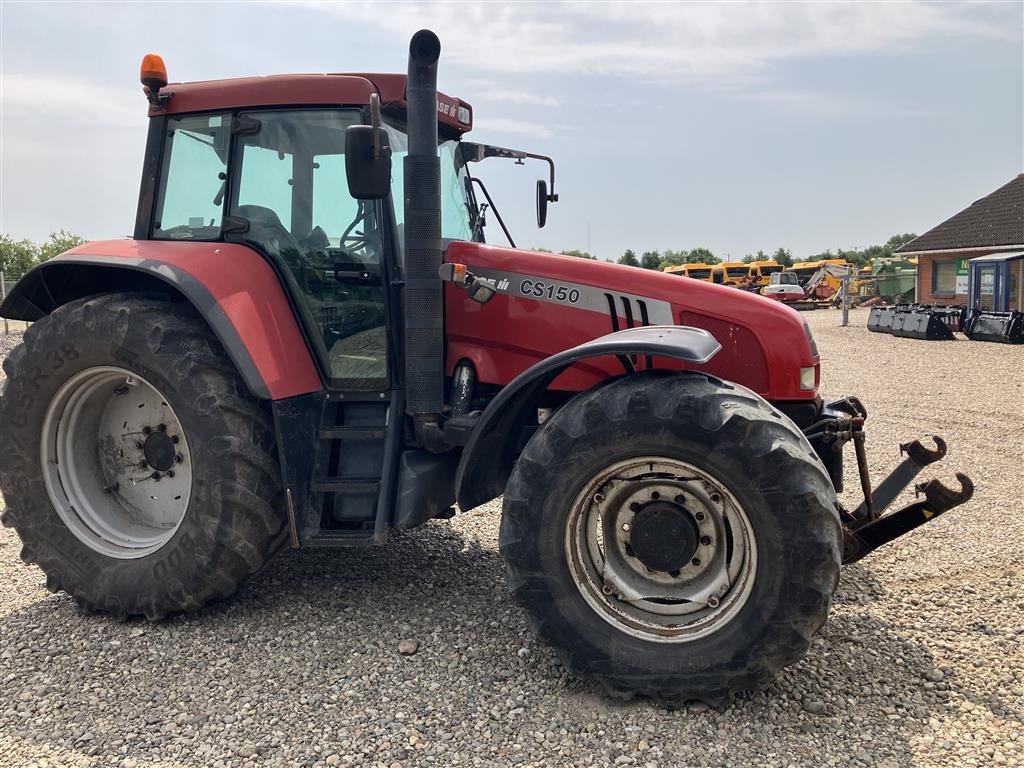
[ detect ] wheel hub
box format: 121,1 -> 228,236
41,367 -> 192,560
629,501 -> 699,572
142,428 -> 176,472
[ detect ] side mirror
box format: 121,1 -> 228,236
345,126 -> 392,200
536,179 -> 548,228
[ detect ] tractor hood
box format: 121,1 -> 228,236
443,242 -> 820,401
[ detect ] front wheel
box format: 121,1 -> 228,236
499,372 -> 842,707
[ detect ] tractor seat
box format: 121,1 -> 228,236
235,204 -> 286,230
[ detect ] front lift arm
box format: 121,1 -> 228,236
804,398 -> 975,564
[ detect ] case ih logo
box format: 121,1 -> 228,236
495,278 -> 511,291
437,97 -> 471,126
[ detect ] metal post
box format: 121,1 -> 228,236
841,266 -> 850,327
1,272 -> 8,335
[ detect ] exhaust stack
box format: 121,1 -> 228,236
404,29 -> 443,416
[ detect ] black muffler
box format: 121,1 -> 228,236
404,29 -> 444,416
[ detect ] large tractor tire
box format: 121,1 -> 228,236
0,294 -> 287,620
499,371 -> 842,707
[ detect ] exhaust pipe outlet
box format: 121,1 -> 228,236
404,29 -> 444,417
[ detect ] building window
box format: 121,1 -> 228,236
932,259 -> 957,294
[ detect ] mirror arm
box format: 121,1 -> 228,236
461,142 -> 559,202
525,152 -> 557,203
370,93 -> 382,161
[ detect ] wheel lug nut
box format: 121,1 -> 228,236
157,424 -> 167,432
710,493 -> 722,503
691,557 -> 701,566
622,523 -> 630,532
175,454 -> 183,464
695,513 -> 705,521
142,426 -> 152,435
674,495 -> 685,504
629,502 -> 641,512
136,441 -> 144,449
139,461 -> 148,469
151,472 -> 161,481
171,435 -> 180,444
700,536 -> 711,546
166,470 -> 175,478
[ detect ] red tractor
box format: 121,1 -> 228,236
0,31 -> 972,706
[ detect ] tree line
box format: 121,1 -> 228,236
1,231 -> 87,277
3,230 -> 919,280
538,233 -> 918,271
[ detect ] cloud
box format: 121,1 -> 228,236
1,73 -> 145,127
472,117 -> 553,138
479,90 -> 559,107
729,87 -> 944,118
292,1 -> 1016,80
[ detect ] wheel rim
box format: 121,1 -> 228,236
40,367 -> 192,559
564,457 -> 758,643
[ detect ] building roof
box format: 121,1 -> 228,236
897,173 -> 1024,254
969,251 -> 1024,263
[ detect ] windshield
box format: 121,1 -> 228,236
383,123 -> 476,253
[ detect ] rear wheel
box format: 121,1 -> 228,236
0,294 -> 287,619
499,372 -> 842,707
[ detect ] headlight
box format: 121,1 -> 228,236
799,366 -> 816,391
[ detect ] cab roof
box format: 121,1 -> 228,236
150,72 -> 473,133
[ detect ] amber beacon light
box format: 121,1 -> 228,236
140,53 -> 168,104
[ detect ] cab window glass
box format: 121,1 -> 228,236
312,154 -> 362,246
237,146 -> 293,230
384,125 -> 475,251
229,109 -> 387,387
153,113 -> 230,239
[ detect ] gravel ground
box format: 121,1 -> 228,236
1,310 -> 1021,768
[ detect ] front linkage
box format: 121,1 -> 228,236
804,397 -> 974,564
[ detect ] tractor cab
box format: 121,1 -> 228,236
137,58 -> 554,390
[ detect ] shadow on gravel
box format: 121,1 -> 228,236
0,525 -> 962,766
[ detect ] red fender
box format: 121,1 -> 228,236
2,240 -> 321,400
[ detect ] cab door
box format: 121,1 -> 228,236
226,108 -> 398,539
227,108 -> 392,390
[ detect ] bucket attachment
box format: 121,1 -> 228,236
893,311 -> 955,341
962,309 -> 1024,344
871,305 -> 961,340
890,309 -> 910,336
867,306 -> 895,333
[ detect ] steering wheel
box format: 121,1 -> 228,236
340,201 -> 377,257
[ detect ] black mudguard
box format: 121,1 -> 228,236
454,326 -> 722,510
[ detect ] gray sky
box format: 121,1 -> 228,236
1,1 -> 1021,261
